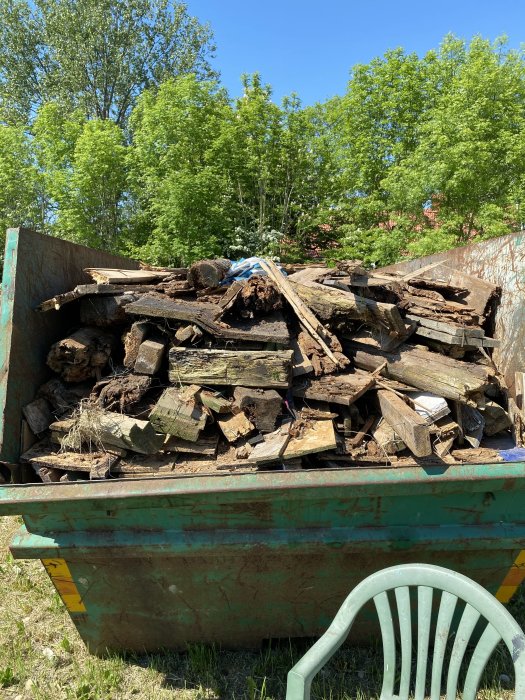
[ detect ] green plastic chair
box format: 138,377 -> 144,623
286,563 -> 525,700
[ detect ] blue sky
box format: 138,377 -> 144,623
189,0 -> 525,105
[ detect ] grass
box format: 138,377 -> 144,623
0,514 -> 522,699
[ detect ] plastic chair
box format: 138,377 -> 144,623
286,563 -> 525,700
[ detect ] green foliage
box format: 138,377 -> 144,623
0,0 -> 215,125
0,124 -> 42,257
34,104 -> 128,249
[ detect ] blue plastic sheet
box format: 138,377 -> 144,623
499,447 -> 525,462
222,257 -> 285,284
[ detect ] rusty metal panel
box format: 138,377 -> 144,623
0,228 -> 140,463
1,463 -> 525,651
382,231 -> 525,393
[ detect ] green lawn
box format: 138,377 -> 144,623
0,515 -> 520,699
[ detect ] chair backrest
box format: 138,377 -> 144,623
286,563 -> 525,700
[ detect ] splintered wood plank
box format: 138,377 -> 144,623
112,454 -> 177,474
126,294 -> 290,345
169,348 -> 293,388
283,419 -> 337,459
258,258 -> 346,369
20,442 -> 119,473
291,335 -> 314,376
292,372 -> 374,406
377,390 -> 432,457
405,314 -> 485,337
249,423 -> 292,463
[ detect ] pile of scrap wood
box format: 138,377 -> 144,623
18,256 -> 514,482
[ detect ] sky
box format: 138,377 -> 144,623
188,0 -> 525,105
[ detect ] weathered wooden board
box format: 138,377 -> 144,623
169,348 -> 293,388
0,228 -> 140,463
283,419 -> 337,459
377,390 -> 432,458
249,423 -> 292,463
292,373 -> 374,406
126,294 -> 290,345
84,268 -> 171,284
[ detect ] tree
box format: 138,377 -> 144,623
0,0 -> 215,126
128,75 -> 233,264
0,125 -> 42,257
34,103 -> 128,248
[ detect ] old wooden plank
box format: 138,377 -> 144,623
249,422 -> 292,463
169,348 -> 293,388
84,268 -> 172,284
20,442 -> 119,473
163,434 -> 219,456
377,390 -> 432,457
283,418 -> 337,459
125,294 -> 290,345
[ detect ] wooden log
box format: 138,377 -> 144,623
233,387 -> 282,433
249,423 -> 292,463
283,418 -> 337,459
85,411 -> 164,454
290,279 -> 406,335
187,258 -> 231,289
217,412 -> 255,442
37,283 -> 156,312
22,398 -> 53,434
377,390 -> 432,457
169,348 -> 293,388
47,327 -> 114,382
293,372 -> 374,406
345,341 -> 491,405
38,378 -> 91,413
150,386 -> 207,441
125,294 -> 290,345
134,339 -> 166,375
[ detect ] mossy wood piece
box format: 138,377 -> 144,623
150,386 -> 207,441
169,348 -> 293,388
95,412 -> 164,454
199,391 -> 232,414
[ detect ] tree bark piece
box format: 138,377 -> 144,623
169,348 -> 293,388
233,387 -> 282,433
345,341 -> 491,405
377,390 -> 432,457
217,412 -> 255,442
134,339 -> 166,375
292,372 -> 373,406
150,386 -> 207,441
187,258 -> 231,289
91,374 -> 152,411
258,258 -> 347,370
47,327 -> 114,382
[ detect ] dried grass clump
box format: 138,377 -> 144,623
60,400 -> 106,453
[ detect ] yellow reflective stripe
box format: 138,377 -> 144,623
495,550 -> 525,603
41,558 -> 86,613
